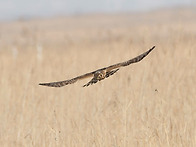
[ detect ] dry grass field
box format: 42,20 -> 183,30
0,8 -> 196,147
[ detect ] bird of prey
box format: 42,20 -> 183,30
39,46 -> 155,87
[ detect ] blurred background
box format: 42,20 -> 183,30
0,0 -> 196,146
0,0 -> 195,21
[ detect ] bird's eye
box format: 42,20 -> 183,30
98,73 -> 103,78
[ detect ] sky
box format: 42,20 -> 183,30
0,0 -> 194,21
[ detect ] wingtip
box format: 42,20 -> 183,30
148,46 -> 155,52
39,83 -> 56,87
39,83 -> 46,86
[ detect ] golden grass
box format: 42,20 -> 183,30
0,8 -> 196,146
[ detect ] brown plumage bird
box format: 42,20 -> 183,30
39,46 -> 155,87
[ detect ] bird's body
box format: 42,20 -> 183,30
39,46 -> 155,87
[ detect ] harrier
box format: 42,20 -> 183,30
39,46 -> 155,87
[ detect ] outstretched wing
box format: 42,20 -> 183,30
39,46 -> 155,88
39,72 -> 94,87
105,46 -> 155,71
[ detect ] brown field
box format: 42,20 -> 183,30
0,8 -> 196,147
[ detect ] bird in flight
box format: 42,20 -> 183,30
39,46 -> 155,87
